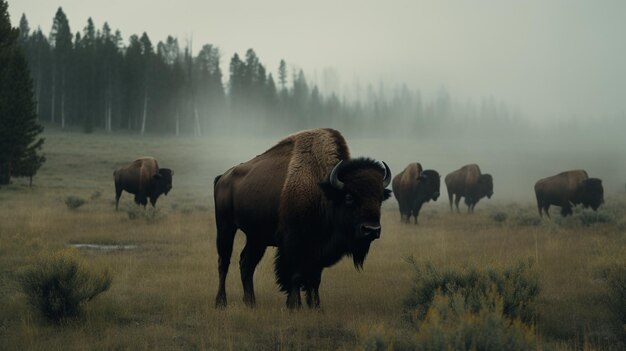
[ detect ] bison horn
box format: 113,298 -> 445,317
382,161 -> 391,188
329,160 -> 345,190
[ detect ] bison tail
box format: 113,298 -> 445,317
213,174 -> 223,188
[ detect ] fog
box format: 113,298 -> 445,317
11,0 -> 626,122
10,0 -> 626,204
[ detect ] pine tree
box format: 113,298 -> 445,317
49,7 -> 72,128
278,59 -> 287,92
0,0 -> 45,185
19,13 -> 29,44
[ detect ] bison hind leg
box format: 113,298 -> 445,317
115,186 -> 123,211
215,222 -> 237,308
454,194 -> 462,213
239,238 -> 267,308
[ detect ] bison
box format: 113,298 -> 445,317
113,157 -> 173,210
534,170 -> 604,217
392,163 -> 440,223
445,164 -> 493,213
213,128 -> 391,309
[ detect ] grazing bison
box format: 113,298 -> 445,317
213,128 -> 391,309
534,170 -> 604,217
392,163 -> 440,223
445,164 -> 493,213
113,157 -> 173,210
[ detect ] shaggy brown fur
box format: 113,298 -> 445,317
445,164 -> 493,213
213,128 -> 391,310
393,163 -> 422,223
113,157 -> 173,210
534,170 -> 604,217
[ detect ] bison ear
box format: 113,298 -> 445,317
319,181 -> 344,202
383,189 -> 392,201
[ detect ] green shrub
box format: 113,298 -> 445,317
491,211 -> 508,223
64,196 -> 86,210
89,191 -> 101,200
603,263 -> 626,334
403,260 -> 540,325
126,205 -> 141,220
413,291 -> 536,351
19,249 -> 112,323
575,209 -> 615,226
358,324 -> 415,351
514,212 -> 542,227
359,324 -> 392,351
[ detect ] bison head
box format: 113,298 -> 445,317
153,168 -> 174,196
417,169 -> 441,201
319,158 -> 391,268
580,178 -> 604,210
478,174 -> 493,199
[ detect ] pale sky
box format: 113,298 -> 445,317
8,0 -> 626,122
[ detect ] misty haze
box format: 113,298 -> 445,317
1,1 -> 625,350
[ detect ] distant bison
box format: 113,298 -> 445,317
392,163 -> 440,223
213,128 -> 391,309
534,170 -> 604,217
445,164 -> 493,213
113,157 -> 173,210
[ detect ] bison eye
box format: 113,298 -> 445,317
345,193 -> 354,206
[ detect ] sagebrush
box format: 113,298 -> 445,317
19,249 -> 112,322
64,196 -> 86,210
413,291 -> 536,351
403,259 -> 540,325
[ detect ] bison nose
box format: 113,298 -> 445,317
360,224 -> 381,239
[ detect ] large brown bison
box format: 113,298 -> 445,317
213,128 -> 391,309
392,163 -> 440,223
534,170 -> 604,217
113,157 -> 173,210
445,164 -> 493,213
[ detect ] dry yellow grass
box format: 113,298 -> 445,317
0,130 -> 624,350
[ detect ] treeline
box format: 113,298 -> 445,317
18,8 -> 528,137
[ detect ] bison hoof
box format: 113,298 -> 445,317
286,296 -> 302,310
243,297 -> 256,308
215,296 -> 227,308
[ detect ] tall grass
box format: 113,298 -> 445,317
1,131 -> 625,350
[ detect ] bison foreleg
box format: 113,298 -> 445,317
286,276 -> 303,309
561,205 -> 573,217
305,270 -> 322,309
412,202 -> 424,224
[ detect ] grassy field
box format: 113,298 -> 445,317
0,129 -> 625,350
